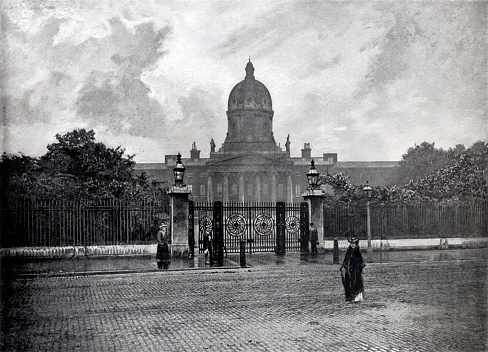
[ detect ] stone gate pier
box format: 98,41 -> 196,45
168,185 -> 191,258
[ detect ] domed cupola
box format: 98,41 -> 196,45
227,60 -> 273,112
219,60 -> 283,154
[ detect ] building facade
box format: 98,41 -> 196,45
135,61 -> 399,202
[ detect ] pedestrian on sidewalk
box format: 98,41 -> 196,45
157,222 -> 171,270
310,223 -> 319,256
340,237 -> 365,302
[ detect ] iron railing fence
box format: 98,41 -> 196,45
4,199 -> 485,248
324,202 -> 488,240
1,199 -> 169,247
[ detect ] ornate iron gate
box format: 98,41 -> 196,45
193,201 -> 305,254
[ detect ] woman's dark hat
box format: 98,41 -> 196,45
348,237 -> 359,243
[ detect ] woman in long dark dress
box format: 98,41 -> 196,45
340,238 -> 365,302
156,223 -> 170,270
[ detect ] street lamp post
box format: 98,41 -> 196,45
362,181 -> 373,251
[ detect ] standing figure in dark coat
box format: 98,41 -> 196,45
203,230 -> 213,265
310,223 -> 318,256
156,223 -> 170,270
340,238 -> 365,302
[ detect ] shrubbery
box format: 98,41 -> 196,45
320,141 -> 487,205
0,129 -> 167,205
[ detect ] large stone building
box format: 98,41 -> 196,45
135,61 -> 399,202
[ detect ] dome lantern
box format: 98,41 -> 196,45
245,59 -> 255,80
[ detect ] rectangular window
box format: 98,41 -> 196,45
232,184 -> 238,195
200,185 -> 206,196
263,184 -> 269,195
295,184 -> 301,196
217,183 -> 222,194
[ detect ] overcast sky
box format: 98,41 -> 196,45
1,0 -> 486,162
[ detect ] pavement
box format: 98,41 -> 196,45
1,248 -> 483,277
1,248 -> 487,351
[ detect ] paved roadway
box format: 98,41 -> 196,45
1,248 -> 487,351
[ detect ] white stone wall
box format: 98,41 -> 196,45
0,244 -> 157,258
2,238 -> 487,258
320,237 -> 488,251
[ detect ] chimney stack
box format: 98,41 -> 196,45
190,142 -> 201,160
301,143 -> 311,159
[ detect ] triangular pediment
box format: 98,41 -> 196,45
206,153 -> 293,167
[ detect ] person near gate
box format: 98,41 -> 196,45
310,223 -> 319,256
340,237 -> 365,302
203,229 -> 213,265
156,222 -> 170,270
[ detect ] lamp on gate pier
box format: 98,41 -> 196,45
302,159 -> 326,253
173,153 -> 186,187
168,152 -> 191,258
362,181 -> 373,251
306,159 -> 320,191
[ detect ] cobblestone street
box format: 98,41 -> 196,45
1,248 -> 487,351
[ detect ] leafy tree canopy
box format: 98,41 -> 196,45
397,142 -> 452,185
320,141 -> 487,205
400,141 -> 487,203
1,129 -> 167,203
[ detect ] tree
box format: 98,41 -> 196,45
319,141 -> 487,205
402,141 -> 487,203
1,129 -> 168,202
0,153 -> 39,204
37,129 -> 137,199
319,173 -> 368,205
397,142 -> 453,186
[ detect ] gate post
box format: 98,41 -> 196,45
333,238 -> 339,264
213,201 -> 224,266
168,187 -> 191,257
300,202 -> 310,252
302,189 -> 327,254
276,202 -> 286,254
240,240 -> 246,267
188,200 -> 194,259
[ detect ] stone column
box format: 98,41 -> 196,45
255,175 -> 261,202
271,174 -> 277,203
169,186 -> 191,257
223,175 -> 229,202
239,175 -> 245,202
287,175 -> 293,203
207,176 -> 213,202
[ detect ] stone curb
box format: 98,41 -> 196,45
6,264 -> 249,279
2,237 -> 487,259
